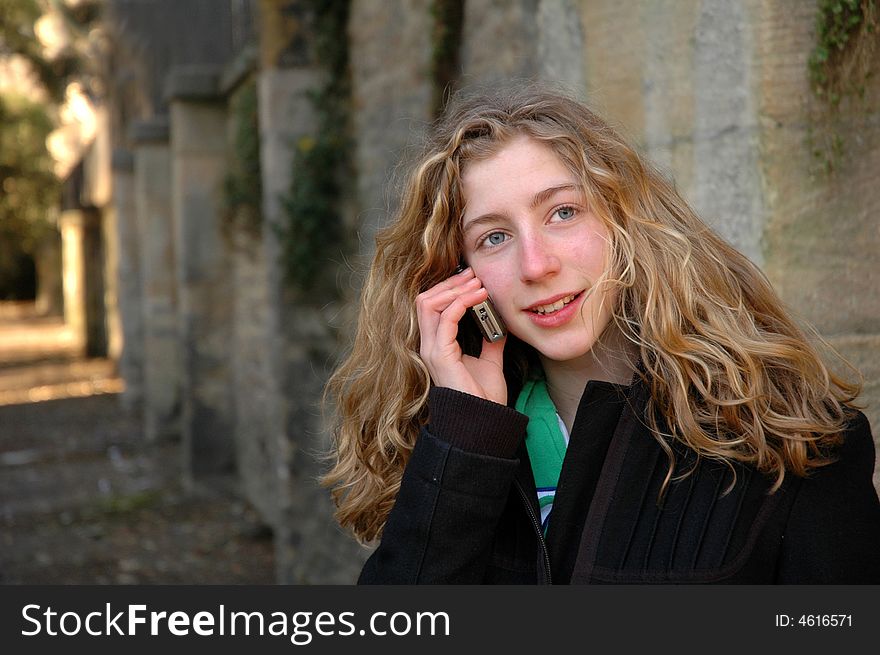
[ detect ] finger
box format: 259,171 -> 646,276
418,267 -> 475,302
416,277 -> 480,320
421,266 -> 474,297
417,301 -> 441,359
434,287 -> 489,347
416,279 -> 480,358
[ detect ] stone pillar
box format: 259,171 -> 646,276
132,118 -> 181,443
537,0 -> 586,96
34,228 -> 64,318
692,0 -> 763,264
166,66 -> 236,479
257,0 -> 324,582
460,0 -> 539,85
103,202 -> 123,365
81,207 -> 108,358
459,0 -> 586,101
111,148 -> 145,411
59,207 -> 106,356
248,0 -> 371,584
578,0 -> 763,259
349,0 -> 434,251
59,209 -> 87,353
221,54 -> 283,536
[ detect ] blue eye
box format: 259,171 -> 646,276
554,206 -> 576,221
483,232 -> 507,247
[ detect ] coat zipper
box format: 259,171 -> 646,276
514,478 -> 552,584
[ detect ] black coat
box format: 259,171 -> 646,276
359,379 -> 880,584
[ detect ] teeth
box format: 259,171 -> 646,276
532,294 -> 576,315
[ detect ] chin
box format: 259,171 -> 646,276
530,339 -> 597,364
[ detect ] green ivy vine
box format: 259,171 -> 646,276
222,77 -> 263,241
280,0 -> 351,297
807,0 -> 878,172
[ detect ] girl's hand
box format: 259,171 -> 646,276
416,267 -> 507,406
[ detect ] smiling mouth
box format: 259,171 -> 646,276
529,291 -> 583,315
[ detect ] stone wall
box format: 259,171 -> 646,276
167,68 -> 237,480
349,0 -> 435,256
98,0 -> 880,583
754,1 -> 880,486
580,0 -> 765,262
106,0 -> 252,117
576,0 -> 880,486
223,1 -> 371,583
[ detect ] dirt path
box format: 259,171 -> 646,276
0,303 -> 275,584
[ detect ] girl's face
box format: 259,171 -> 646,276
460,134 -> 616,365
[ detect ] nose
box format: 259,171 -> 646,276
518,233 -> 560,282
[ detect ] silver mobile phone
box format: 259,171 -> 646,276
469,297 -> 507,342
456,263 -> 507,342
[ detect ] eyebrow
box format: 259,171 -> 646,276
530,184 -> 578,209
461,183 -> 580,233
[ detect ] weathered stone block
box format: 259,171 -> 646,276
169,96 -> 236,478
59,210 -> 87,353
169,102 -> 229,155
537,0 -> 585,95
110,160 -> 144,412
461,0 -> 539,84
349,0 -> 434,250
133,136 -> 181,443
230,228 -> 281,527
580,0 -> 649,139
164,65 -> 222,103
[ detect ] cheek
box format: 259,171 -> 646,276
574,232 -> 609,273
482,276 -> 511,311
472,262 -> 507,296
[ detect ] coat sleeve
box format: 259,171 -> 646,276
358,388 -> 528,584
776,410 -> 880,583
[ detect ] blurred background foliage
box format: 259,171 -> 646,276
0,0 -> 101,299
0,93 -> 57,299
